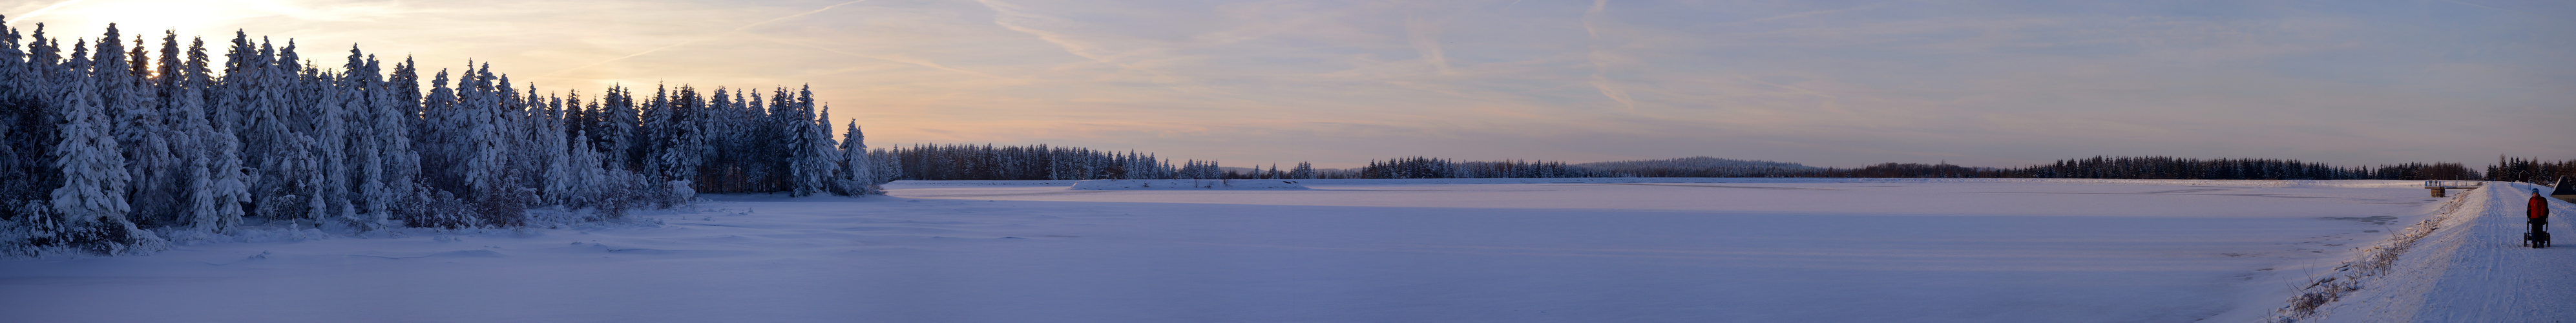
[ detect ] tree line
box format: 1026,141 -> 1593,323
879,144 -> 1172,180
1,22 -> 880,256
2486,156 -> 2576,185
1692,156 -> 2509,181
877,145 -> 2565,183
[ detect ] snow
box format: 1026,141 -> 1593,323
1067,179 -> 1312,190
0,178 -> 2516,322
2300,182 -> 2576,322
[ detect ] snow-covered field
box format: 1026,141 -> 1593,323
4,178 -> 2566,322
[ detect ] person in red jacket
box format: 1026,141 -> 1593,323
2536,189 -> 2553,234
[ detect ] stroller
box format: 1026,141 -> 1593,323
2534,183 -> 2566,249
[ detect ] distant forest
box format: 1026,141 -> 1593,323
876,143 -> 2573,184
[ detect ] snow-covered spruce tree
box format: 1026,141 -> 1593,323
0,19 -> 45,224
306,64 -> 356,222
388,57 -> 424,174
523,92 -> 565,205
150,31 -> 194,227
563,130 -> 605,209
417,68 -> 458,195
639,85 -> 671,181
541,96 -> 577,206
835,121 -> 877,195
519,87 -> 555,194
455,63 -> 497,196
458,64 -> 525,227
870,148 -> 901,185
211,31 -> 255,135
778,87 -> 821,196
231,38 -> 319,224
752,90 -> 785,191
42,45 -> 167,256
648,85 -> 706,190
373,59 -> 423,228
502,77 -> 550,196
702,87 -> 756,192
597,85 -> 638,171
790,101 -> 837,197
337,47 -> 393,228
94,26 -> 182,229
172,36 -> 247,235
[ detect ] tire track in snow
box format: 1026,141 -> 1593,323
2401,183 -> 2576,322
2292,183 -> 2576,322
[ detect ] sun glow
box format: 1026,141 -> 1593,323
8,0 -> 321,37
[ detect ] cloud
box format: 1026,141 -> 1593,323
1404,12 -> 1450,74
971,0 -> 1160,76
1583,0 -> 1635,111
5,0 -> 86,25
541,0 -> 870,77
4,0 -> 2564,167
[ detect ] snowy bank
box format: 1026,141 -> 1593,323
2295,182 -> 2576,322
1067,179 -> 1311,190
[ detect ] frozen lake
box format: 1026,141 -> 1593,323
1,179 -> 2445,322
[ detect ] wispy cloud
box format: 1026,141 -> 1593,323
1405,13 -> 1450,75
5,0 -> 85,25
1584,0 -> 1635,111
751,35 -> 1022,82
971,0 -> 1133,70
541,0 -> 869,76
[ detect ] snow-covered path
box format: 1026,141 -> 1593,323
0,180 -> 2454,322
2309,182 -> 2576,322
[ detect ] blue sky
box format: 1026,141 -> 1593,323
6,0 -> 2570,168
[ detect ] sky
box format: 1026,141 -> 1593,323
3,0 -> 2570,169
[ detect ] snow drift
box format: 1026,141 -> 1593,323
1067,180 -> 1311,190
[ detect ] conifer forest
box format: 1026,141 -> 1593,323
0,22 -> 883,256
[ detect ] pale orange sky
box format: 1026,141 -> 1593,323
7,0 -> 2571,169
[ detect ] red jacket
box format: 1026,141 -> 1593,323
2538,195 -> 2553,220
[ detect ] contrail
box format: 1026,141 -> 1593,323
974,0 -> 1113,65
750,35 -> 1019,81
1406,14 -> 1452,75
6,0 -> 90,25
1584,0 -> 1635,111
972,0 -> 1193,87
729,0 -> 869,32
543,0 -> 869,76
